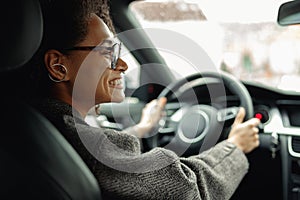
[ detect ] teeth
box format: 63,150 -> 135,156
109,79 -> 122,85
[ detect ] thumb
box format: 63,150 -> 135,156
232,107 -> 246,127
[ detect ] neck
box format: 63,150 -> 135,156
71,100 -> 92,118
50,86 -> 92,118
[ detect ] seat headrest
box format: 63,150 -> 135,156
1,0 -> 43,72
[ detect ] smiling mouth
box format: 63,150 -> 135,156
108,79 -> 123,89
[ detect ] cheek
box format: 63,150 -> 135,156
85,56 -> 108,80
95,70 -> 112,101
72,53 -> 111,103
83,54 -> 109,83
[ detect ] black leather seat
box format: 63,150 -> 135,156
0,1 -> 101,199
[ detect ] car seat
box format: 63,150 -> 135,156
0,0 -> 102,199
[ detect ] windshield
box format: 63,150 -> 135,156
129,0 -> 300,93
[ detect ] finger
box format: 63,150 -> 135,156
253,127 -> 259,134
232,107 -> 246,127
146,99 -> 157,108
158,97 -> 167,108
244,118 -> 261,128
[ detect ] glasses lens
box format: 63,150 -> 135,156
111,43 -> 121,69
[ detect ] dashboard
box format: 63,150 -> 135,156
242,82 -> 300,200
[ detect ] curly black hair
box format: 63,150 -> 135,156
40,0 -> 115,51
24,0 -> 115,97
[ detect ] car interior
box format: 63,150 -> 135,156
1,0 -> 300,200
0,0 -> 101,199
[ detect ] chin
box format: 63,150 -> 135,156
110,94 -> 125,103
109,89 -> 125,103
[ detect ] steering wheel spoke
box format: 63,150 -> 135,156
217,106 -> 240,124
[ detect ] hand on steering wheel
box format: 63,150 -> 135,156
228,107 -> 260,153
144,71 -> 255,157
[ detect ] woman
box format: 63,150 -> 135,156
27,0 -> 260,199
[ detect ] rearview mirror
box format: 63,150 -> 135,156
278,0 -> 300,26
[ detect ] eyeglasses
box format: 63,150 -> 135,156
66,42 -> 121,70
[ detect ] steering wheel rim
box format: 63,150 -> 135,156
158,71 -> 253,119
146,71 -> 254,155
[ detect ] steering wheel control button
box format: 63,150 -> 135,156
253,106 -> 270,124
254,111 -> 269,123
255,113 -> 263,120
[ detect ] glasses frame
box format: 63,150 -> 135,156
65,42 -> 121,70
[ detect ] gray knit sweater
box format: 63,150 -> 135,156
33,98 -> 249,200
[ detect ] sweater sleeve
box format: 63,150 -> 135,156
177,140 -> 249,199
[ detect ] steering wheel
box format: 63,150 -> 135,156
146,71 -> 253,156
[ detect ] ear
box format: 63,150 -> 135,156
44,49 -> 70,82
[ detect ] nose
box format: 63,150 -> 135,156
114,58 -> 128,72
